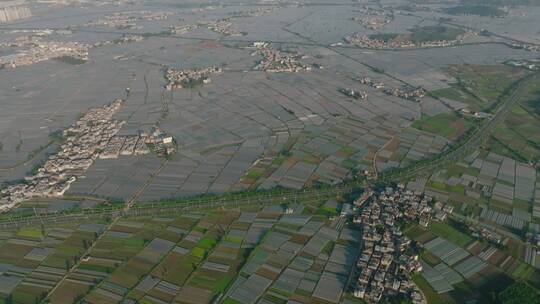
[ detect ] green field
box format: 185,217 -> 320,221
0,196 -> 369,304
431,64 -> 530,112
410,26 -> 465,44
412,112 -> 473,140
499,282 -> 540,304
16,228 -> 43,239
444,5 -> 506,17
487,76 -> 540,163
420,250 -> 441,266
511,261 -> 537,281
427,180 -> 466,195
428,221 -> 473,247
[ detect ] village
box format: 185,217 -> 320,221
0,36 -> 89,68
344,31 -> 475,50
0,99 -> 124,212
352,6 -> 393,30
164,67 -> 223,90
0,1 -> 539,303
203,18 -> 244,36
200,7 -> 275,36
169,24 -> 199,35
85,11 -> 174,29
360,77 -> 426,101
339,87 -> 368,100
114,34 -> 145,44
0,100 -> 175,213
511,43 -> 540,52
349,185 -> 454,303
252,42 -> 314,73
228,7 -> 275,18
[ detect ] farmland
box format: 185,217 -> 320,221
412,112 -> 474,141
488,75 -> 540,164
0,0 -> 539,303
406,220 -> 540,303
409,26 -> 465,44
0,197 -> 366,304
444,5 -> 507,17
430,65 -> 531,113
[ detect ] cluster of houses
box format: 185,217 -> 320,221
339,87 -> 368,100
115,34 -> 144,44
164,67 -> 222,90
383,86 -> 426,102
388,186 -> 454,226
0,98 -> 179,212
350,185 -> 454,303
510,43 -> 540,53
169,24 -> 199,35
360,77 -> 385,89
86,12 -> 140,29
252,42 -> 313,73
100,135 -> 147,159
0,37 -> 89,68
101,126 -> 176,158
344,34 -> 414,49
228,7 -> 275,18
85,11 -> 173,29
203,18 -> 244,36
460,108 -> 491,119
352,7 -> 393,30
344,31 -> 474,49
470,226 -> 503,245
0,34 -> 44,48
145,127 -> 177,156
360,77 -> 425,101
0,99 -> 125,213
201,7 -> 275,36
506,59 -> 538,71
353,15 -> 392,30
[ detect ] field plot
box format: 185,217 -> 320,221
1,0 -> 537,207
420,262 -> 456,294
40,47 -> 433,202
0,198 -> 109,224
0,196 -> 362,304
412,112 -> 473,141
339,47 -> 535,93
488,76 -> 540,165
375,127 -> 448,172
224,209 -> 358,304
0,221 -> 105,304
425,150 -> 539,227
429,64 -> 531,112
1,2 -> 540,303
419,235 -> 498,298
409,207 -> 540,302
424,237 -> 470,266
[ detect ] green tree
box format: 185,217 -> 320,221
499,283 -> 540,304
